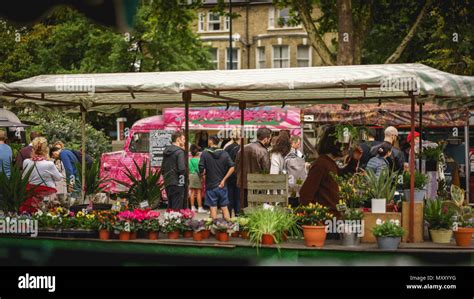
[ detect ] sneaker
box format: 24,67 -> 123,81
198,207 -> 209,214
191,206 -> 197,212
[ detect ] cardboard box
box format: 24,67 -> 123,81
402,202 -> 424,243
361,212 -> 402,243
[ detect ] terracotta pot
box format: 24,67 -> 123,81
430,229 -> 453,244
183,230 -> 193,238
240,230 -> 249,239
201,229 -> 211,239
231,231 -> 240,238
302,225 -> 327,247
99,229 -> 110,240
216,231 -> 229,242
119,231 -> 130,241
167,230 -> 180,239
148,231 -> 159,240
454,227 -> 474,247
193,231 -> 203,241
261,234 -> 274,245
130,232 -> 137,240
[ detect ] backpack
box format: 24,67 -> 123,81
283,151 -> 307,187
72,150 -> 93,168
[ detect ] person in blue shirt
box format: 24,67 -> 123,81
50,147 -> 79,194
0,131 -> 13,177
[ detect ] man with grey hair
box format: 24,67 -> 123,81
370,126 -> 406,172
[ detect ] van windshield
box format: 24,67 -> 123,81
129,132 -> 149,153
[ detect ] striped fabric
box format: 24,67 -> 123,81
0,63 -> 472,112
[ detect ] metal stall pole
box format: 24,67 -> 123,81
239,102 -> 246,210
228,0 -> 233,70
419,102 -> 423,172
81,105 -> 87,203
465,114 -> 470,202
409,93 -> 416,243
183,92 -> 191,209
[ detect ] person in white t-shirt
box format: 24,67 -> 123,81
270,130 -> 291,175
20,137 -> 64,213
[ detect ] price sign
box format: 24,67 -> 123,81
149,130 -> 173,167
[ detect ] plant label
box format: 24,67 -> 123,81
140,201 -> 150,209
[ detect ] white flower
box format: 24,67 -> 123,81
394,220 -> 400,226
376,219 -> 383,225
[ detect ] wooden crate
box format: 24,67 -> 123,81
247,174 -> 288,206
361,212 -> 402,243
402,202 -> 424,243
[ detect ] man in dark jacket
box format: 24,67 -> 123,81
162,131 -> 187,210
369,126 -> 406,172
199,135 -> 235,220
359,128 -> 381,169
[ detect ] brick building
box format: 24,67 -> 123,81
193,0 -> 335,70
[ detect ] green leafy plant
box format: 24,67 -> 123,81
421,144 -> 444,162
402,171 -> 428,190
333,124 -> 359,144
115,160 -> 163,208
444,185 -> 473,227
75,159 -> 111,196
424,198 -> 456,230
372,220 -> 404,238
364,168 -> 397,202
0,162 -> 35,213
334,173 -> 370,208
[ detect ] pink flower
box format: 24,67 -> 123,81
179,209 -> 195,219
69,211 -> 75,217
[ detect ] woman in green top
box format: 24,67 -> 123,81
189,144 -> 206,213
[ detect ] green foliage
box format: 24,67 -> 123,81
402,171 -> 428,190
372,220 -> 405,238
115,160 -> 163,208
421,144 -> 444,162
364,168 -> 397,202
18,111 -> 111,159
0,162 -> 35,213
444,185 -> 473,227
75,160 -> 110,196
292,202 -> 333,226
424,198 -> 456,230
333,173 -> 369,208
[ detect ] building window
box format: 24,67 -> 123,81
209,48 -> 219,69
272,45 -> 289,68
226,48 -> 239,70
297,45 -> 310,67
208,13 -> 221,31
257,47 -> 266,69
198,13 -> 205,31
269,7 -> 298,29
224,15 -> 230,31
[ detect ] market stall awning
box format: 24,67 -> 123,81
303,102 -> 470,127
0,63 -> 473,112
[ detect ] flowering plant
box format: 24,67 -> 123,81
33,207 -> 96,230
179,209 -> 195,220
159,210 -> 183,233
189,219 -> 205,232
372,219 -> 404,238
140,209 -> 161,232
211,218 -> 237,234
292,203 -> 333,226
424,198 -> 456,230
336,200 -> 364,221
203,218 -> 213,230
237,216 -> 249,231
93,210 -> 117,231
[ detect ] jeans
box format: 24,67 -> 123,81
166,185 -> 187,210
227,181 -> 240,216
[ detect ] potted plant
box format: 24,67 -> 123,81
202,218 -> 213,239
334,124 -> 358,144
337,200 -> 364,246
402,171 -> 428,202
293,203 -> 332,248
95,210 -> 116,240
211,219 -> 235,242
238,216 -> 250,239
421,144 -> 444,171
424,198 -> 456,244
159,210 -> 183,239
246,206 -> 283,246
445,185 -> 474,247
229,218 -> 240,237
141,209 -> 161,240
372,219 -> 404,250
189,219 -> 205,241
365,168 -> 397,213
179,209 -> 195,238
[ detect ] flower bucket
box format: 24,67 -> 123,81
193,231 -> 203,241
167,230 -> 180,239
261,234 -> 274,245
148,231 -> 159,240
99,229 -> 110,240
371,198 -> 386,213
216,231 -> 229,242
183,230 -> 193,238
201,229 -> 211,239
240,230 -> 249,239
454,227 -> 474,247
231,231 -> 240,238
430,229 -> 453,244
119,231 -> 130,241
341,232 -> 360,247
376,236 -> 401,250
302,225 -> 327,247
404,189 -> 426,202
130,232 -> 137,240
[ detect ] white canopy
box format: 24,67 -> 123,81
0,63 -> 473,112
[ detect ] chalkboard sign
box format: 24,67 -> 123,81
150,130 -> 173,167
